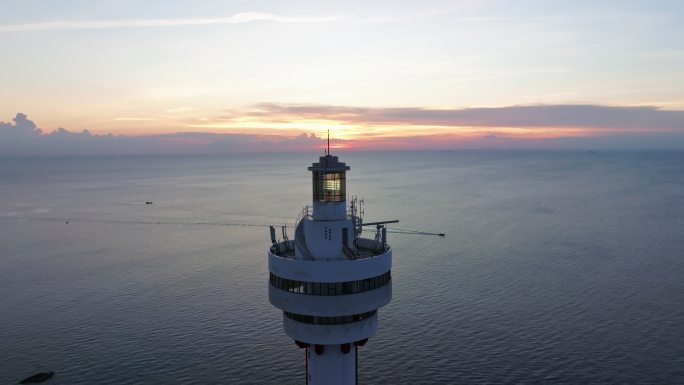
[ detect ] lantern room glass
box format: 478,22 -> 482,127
312,171 -> 346,202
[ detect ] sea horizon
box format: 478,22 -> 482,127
2,150 -> 683,384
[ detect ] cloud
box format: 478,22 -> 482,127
248,103 -> 684,132
0,113 -> 43,136
0,113 -> 327,155
113,117 -> 157,121
3,9 -> 661,33
3,108 -> 684,156
0,12 -> 342,32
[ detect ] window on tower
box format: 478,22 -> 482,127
324,179 -> 341,191
312,171 -> 346,202
269,271 -> 391,296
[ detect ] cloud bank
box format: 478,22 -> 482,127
0,113 -> 325,155
2,103 -> 684,156
248,103 -> 684,132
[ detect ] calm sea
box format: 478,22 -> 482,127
1,151 -> 683,384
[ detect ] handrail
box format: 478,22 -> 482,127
294,205 -> 315,260
295,205 -> 312,228
294,220 -> 315,261
271,251 -> 389,262
342,244 -> 357,260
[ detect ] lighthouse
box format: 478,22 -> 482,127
268,152 -> 393,385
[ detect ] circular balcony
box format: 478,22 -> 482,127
268,239 -> 392,282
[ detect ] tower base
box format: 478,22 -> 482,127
306,344 -> 357,385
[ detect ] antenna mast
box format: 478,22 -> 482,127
327,129 -> 330,155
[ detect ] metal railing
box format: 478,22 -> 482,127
283,203 -> 390,261
342,244 -> 358,260
294,222 -> 314,262
295,205 -> 312,228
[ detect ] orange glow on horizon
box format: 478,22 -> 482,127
83,116 -> 619,142
19,106 -> 658,152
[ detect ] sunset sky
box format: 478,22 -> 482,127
1,1 -> 683,153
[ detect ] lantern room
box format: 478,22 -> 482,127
308,155 -> 350,220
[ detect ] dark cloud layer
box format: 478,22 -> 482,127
251,103 -> 684,131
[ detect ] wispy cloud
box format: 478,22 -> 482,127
113,117 -> 157,121
0,12 -> 342,32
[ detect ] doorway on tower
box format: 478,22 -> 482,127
341,227 -> 359,260
342,228 -> 349,248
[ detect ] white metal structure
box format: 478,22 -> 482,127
268,154 -> 393,385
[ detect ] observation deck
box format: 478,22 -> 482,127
268,237 -> 391,284
269,238 -> 390,261
269,236 -> 392,344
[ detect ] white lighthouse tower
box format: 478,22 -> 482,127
268,151 -> 393,385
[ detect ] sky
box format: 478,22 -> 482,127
1,0 -> 683,154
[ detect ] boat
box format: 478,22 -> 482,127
18,371 -> 54,384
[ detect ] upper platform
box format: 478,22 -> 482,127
308,155 -> 350,172
270,238 -> 389,261
268,238 -> 392,283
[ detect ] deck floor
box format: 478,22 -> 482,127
273,245 -> 382,260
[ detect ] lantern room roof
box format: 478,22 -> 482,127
308,155 -> 350,172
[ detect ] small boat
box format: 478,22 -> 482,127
19,371 -> 54,384
145,201 -> 153,205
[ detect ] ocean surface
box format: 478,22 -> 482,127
1,150 -> 683,384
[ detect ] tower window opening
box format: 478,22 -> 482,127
285,310 -> 377,325
270,271 -> 391,296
